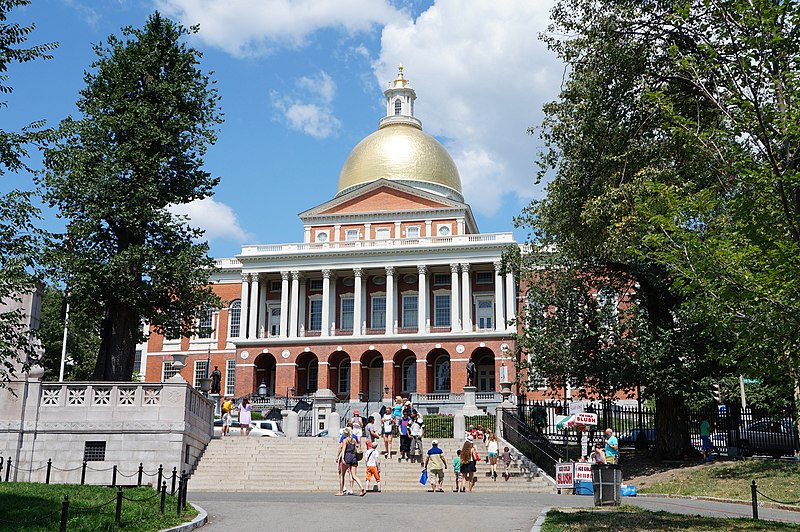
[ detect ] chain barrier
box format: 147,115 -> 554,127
116,470 -> 138,478
755,489 -> 800,506
69,497 -> 118,512
121,489 -> 163,503
84,465 -> 115,472
50,465 -> 84,472
141,470 -> 159,477
0,509 -> 61,526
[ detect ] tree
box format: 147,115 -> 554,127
37,286 -> 99,381
0,0 -> 56,385
41,12 -> 222,381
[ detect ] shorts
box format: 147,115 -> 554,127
701,436 -> 713,450
488,452 -> 498,458
366,466 -> 381,482
606,455 -> 619,465
455,472 -> 463,481
430,468 -> 444,483
222,413 -> 232,426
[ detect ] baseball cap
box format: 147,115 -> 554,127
354,409 -> 359,415
366,440 -> 373,449
431,439 -> 439,446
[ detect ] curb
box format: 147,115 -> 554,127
530,506 -> 550,532
160,503 -> 207,532
637,493 -> 800,513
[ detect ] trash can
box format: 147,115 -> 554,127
591,463 -> 621,506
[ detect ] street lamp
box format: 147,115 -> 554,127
258,379 -> 267,398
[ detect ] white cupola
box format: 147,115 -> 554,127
379,64 -> 422,129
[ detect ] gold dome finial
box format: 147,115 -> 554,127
392,64 -> 408,88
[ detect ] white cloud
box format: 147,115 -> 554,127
374,0 -> 561,215
272,71 -> 342,139
155,0 -> 406,56
168,198 -> 252,243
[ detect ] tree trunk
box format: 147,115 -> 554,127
93,303 -> 139,381
654,394 -> 693,460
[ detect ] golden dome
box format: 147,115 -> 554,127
336,122 -> 462,198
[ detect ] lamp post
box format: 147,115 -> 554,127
258,379 -> 267,398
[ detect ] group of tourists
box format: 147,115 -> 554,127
586,428 -> 620,464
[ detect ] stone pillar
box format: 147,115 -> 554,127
457,218 -> 465,235
461,264 -> 472,332
450,263 -> 460,331
315,388 -> 337,436
298,278 -> 307,336
289,271 -> 300,338
248,275 -> 260,340
280,271 -> 290,338
505,271 -> 516,331
282,410 -> 299,438
417,265 -> 428,333
353,268 -> 363,336
321,269 -> 331,336
330,273 -> 337,334
327,411 -> 341,440
425,219 -> 432,237
364,223 -> 371,240
239,274 -> 250,339
385,266 -> 395,335
453,412 -> 466,439
494,262 -> 505,331
495,399 -> 515,440
462,386 -> 481,416
257,278 -> 267,338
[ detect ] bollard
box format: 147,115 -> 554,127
5,457 -> 11,482
81,461 -> 87,485
115,486 -> 123,527
157,464 -> 163,489
46,459 -> 52,485
60,495 -> 69,532
171,467 -> 177,495
176,475 -> 184,516
751,480 -> 759,520
0,456 -> 4,480
112,465 -> 117,487
182,471 -> 189,510
137,462 -> 143,487
160,481 -> 167,514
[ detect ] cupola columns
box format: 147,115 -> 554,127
384,64 -> 416,119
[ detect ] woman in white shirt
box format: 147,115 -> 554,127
487,432 -> 499,480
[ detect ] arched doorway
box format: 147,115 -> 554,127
327,350 -> 351,399
254,352 -> 276,396
427,348 -> 451,393
393,349 -> 416,396
361,350 -> 384,402
295,352 -> 319,396
471,347 -> 496,392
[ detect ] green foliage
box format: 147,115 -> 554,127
0,0 -> 56,385
40,12 -> 223,380
37,286 -> 99,381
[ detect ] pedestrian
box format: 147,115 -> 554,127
365,415 -> 380,443
590,441 -> 606,464
700,417 -> 716,460
381,410 -> 394,457
487,432 -> 499,481
500,446 -> 512,481
403,400 -> 413,417
239,398 -> 252,436
423,439 -> 447,492
336,427 -> 366,496
452,449 -> 463,492
410,410 -> 425,463
398,410 -> 412,462
460,435 -> 478,492
364,440 -> 382,493
221,396 -> 234,436
351,409 -> 364,439
604,428 -> 619,464
392,396 -> 403,419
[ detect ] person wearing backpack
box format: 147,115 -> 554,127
409,410 -> 425,463
364,440 -> 382,493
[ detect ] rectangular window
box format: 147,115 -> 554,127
371,296 -> 386,329
475,271 -> 493,284
477,299 -> 494,329
375,227 -> 390,240
402,295 -> 418,328
406,226 -> 420,238
308,299 -> 323,331
340,298 -> 354,330
345,229 -> 359,241
197,308 -> 213,339
225,359 -> 236,396
133,350 -> 142,373
309,279 -> 323,291
270,280 -> 282,292
194,360 -> 208,389
83,441 -> 106,462
433,273 -> 449,286
162,361 -> 179,382
434,294 -> 451,327
338,364 -> 350,394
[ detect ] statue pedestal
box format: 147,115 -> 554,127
209,393 -> 221,417
461,386 -> 482,416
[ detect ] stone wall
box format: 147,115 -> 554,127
0,370 -> 213,485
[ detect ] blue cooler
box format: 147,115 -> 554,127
574,480 -> 594,495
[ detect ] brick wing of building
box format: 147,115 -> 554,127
143,66 -> 518,408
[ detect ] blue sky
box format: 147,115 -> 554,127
5,0 -> 561,259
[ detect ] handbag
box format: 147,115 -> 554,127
419,470 -> 428,485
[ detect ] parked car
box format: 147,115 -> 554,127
690,432 -> 728,453
618,428 -> 656,447
212,419 -> 285,438
734,419 -> 798,458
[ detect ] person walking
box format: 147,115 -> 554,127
500,446 -> 512,481
452,449 -> 463,492
460,436 -> 478,492
398,410 -> 412,462
604,428 -> 619,464
364,440 -> 382,493
238,398 -> 252,437
221,397 -> 234,436
409,410 -> 425,463
351,409 -> 364,440
700,417 -> 717,460
422,440 -> 447,492
381,411 -> 394,457
365,415 -> 380,444
487,432 -> 499,481
336,427 -> 366,496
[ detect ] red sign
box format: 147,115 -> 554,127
556,463 -> 574,489
574,462 -> 592,481
575,412 -> 598,426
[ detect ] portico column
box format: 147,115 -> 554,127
239,274 -> 250,339
385,266 -> 395,335
417,265 -> 428,333
461,263 -> 472,331
494,262 -> 505,331
450,263 -> 460,331
505,271 -> 516,331
257,280 -> 267,338
248,275 -> 260,340
279,271 -> 290,338
353,268 -> 363,336
321,269 -> 332,336
289,271 -> 300,338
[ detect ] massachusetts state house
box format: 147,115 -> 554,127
142,67 -> 519,406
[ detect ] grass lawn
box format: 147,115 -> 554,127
0,482 -> 198,531
636,459 -> 800,503
541,505 -> 800,531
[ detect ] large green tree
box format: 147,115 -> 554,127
0,0 -> 55,385
41,13 -> 222,381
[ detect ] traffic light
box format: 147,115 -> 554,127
711,382 -> 722,403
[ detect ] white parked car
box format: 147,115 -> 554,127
213,419 -> 285,438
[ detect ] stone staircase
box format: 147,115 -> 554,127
189,436 -> 555,493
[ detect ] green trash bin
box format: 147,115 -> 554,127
591,463 -> 621,506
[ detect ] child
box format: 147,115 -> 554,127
589,442 -> 606,464
452,449 -> 463,492
501,446 -> 512,481
364,440 -> 381,493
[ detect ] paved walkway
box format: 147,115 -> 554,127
188,491 -> 800,531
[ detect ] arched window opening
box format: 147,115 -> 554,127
394,98 -> 402,115
228,300 -> 241,338
434,355 -> 450,392
402,356 -> 416,392
338,358 -> 350,394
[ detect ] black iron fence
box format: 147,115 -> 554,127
502,411 -> 561,478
